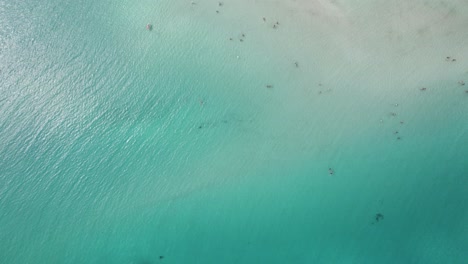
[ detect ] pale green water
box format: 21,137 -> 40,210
1,0 -> 467,263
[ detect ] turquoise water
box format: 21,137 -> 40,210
1,0 -> 467,263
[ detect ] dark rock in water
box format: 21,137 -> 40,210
375,213 -> 384,222
136,260 -> 153,264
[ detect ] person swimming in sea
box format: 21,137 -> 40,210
146,24 -> 153,31
328,168 -> 334,175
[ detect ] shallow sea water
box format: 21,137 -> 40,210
1,0 -> 467,263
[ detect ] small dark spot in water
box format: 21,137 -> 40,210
216,10 -> 219,13
375,213 -> 384,222
397,136 -> 401,140
240,38 -> 244,42
159,256 -> 164,260
371,213 -> 384,225
266,84 -> 273,88
420,87 -> 427,91
458,80 -> 465,86
198,125 -> 202,129
393,131 -> 399,134
445,56 -> 456,62
390,112 -> 397,116
218,2 -> 223,6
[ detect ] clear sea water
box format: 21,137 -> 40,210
1,0 -> 467,263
